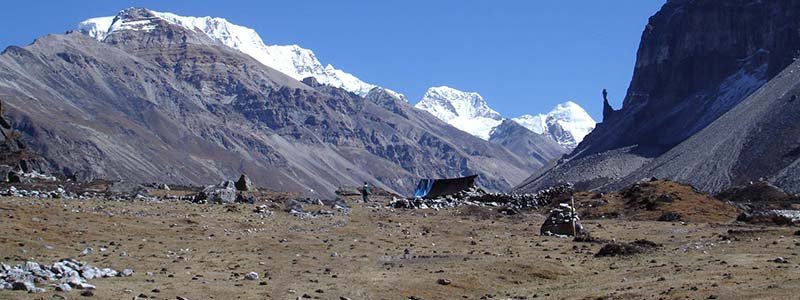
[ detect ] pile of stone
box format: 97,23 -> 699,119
0,162 -> 56,184
253,204 -> 274,216
8,170 -> 57,183
286,198 -> 350,218
388,184 -> 573,211
0,185 -> 161,202
737,210 -> 800,226
0,186 -> 75,199
595,240 -> 661,257
540,203 -> 584,236
388,194 -> 463,210
0,259 -> 133,293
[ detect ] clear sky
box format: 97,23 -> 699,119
0,0 -> 666,120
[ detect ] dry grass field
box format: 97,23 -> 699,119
0,191 -> 798,300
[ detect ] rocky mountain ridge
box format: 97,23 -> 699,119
517,0 -> 800,194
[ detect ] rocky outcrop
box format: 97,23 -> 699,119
364,87 -> 407,117
235,174 -> 254,191
0,259 -> 132,293
0,98 -> 50,181
601,89 -> 616,122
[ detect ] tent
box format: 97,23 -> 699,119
413,175 -> 478,199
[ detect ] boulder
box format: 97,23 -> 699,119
80,266 -> 97,280
235,174 -> 254,191
244,272 -> 259,280
658,211 -> 682,222
11,280 -> 36,292
56,283 -> 72,292
197,181 -> 237,204
595,240 -> 661,257
0,165 -> 12,182
7,172 -> 20,183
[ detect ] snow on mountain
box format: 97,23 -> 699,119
78,9 -> 376,96
414,85 -> 595,147
513,114 -> 548,135
414,86 -> 503,140
513,101 -> 596,148
78,17 -> 115,38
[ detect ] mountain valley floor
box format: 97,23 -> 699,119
0,192 -> 798,300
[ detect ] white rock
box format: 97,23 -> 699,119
75,282 -> 96,290
98,268 -> 118,278
80,267 -> 97,280
55,283 -> 72,292
244,272 -> 259,280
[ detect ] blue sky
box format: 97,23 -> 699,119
0,0 -> 666,120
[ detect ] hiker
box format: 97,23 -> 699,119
361,182 -> 370,202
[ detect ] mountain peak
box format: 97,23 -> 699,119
512,101 -> 596,149
415,86 -> 503,140
78,9 -> 377,96
417,86 -> 502,120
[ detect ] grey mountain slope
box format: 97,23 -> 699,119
516,0 -> 800,193
0,8 -> 540,196
613,59 -> 800,194
488,120 -> 566,166
578,0 -> 800,159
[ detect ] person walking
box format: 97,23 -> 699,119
361,182 -> 371,202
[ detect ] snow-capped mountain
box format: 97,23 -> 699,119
415,86 -> 595,148
414,86 -> 503,140
77,10 -> 380,96
513,102 -> 596,148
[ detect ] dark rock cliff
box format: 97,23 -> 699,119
517,0 -> 800,193
578,0 -> 800,158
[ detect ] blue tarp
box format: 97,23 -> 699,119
413,179 -> 435,198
